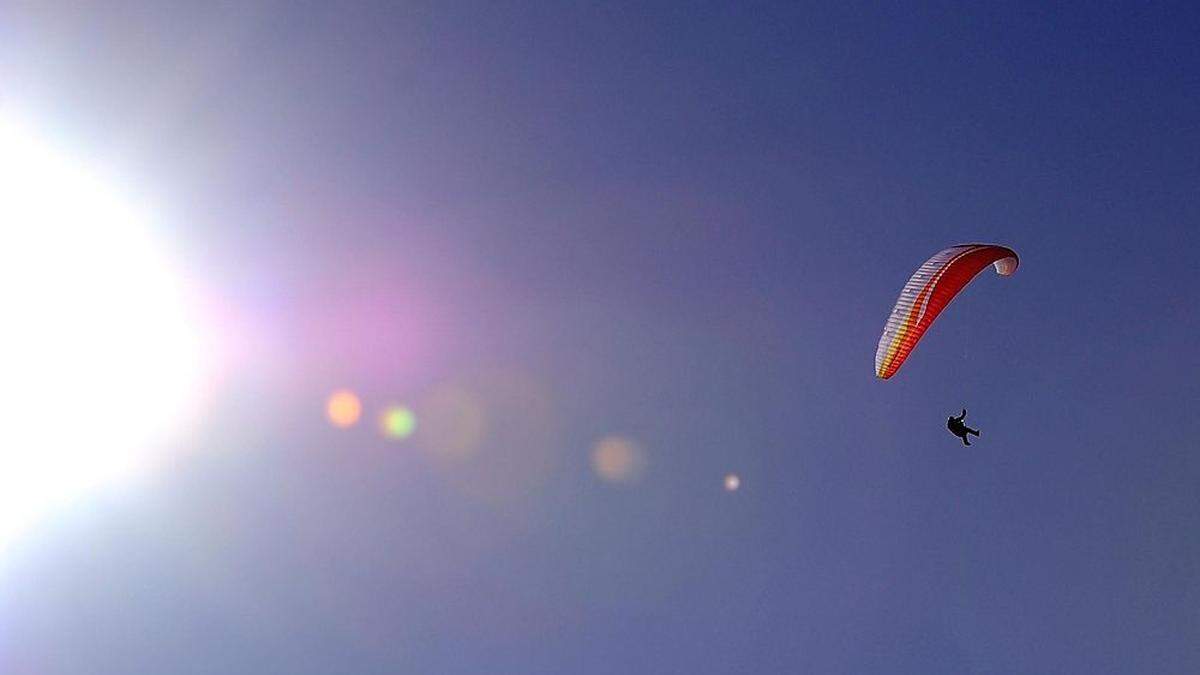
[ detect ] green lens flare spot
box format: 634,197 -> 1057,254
380,406 -> 417,439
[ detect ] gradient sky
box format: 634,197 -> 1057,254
2,2 -> 1199,673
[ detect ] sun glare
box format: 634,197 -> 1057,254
0,118 -> 204,551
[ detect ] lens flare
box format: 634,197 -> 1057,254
326,389 -> 362,428
417,372 -> 560,506
591,436 -> 646,484
379,405 -> 417,439
417,384 -> 485,461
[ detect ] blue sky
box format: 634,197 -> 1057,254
1,2 -> 1198,673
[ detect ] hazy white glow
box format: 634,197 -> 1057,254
724,474 -> 740,492
0,119 -> 203,550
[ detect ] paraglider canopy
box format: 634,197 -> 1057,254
875,243 -> 1018,379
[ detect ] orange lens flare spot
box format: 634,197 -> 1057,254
326,389 -> 362,428
591,436 -> 646,484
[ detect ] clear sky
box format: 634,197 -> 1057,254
2,2 -> 1198,673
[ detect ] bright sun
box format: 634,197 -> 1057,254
0,118 -> 204,551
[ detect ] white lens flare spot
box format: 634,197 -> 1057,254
591,436 -> 646,485
724,474 -> 741,492
0,119 -> 204,551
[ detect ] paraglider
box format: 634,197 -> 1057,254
947,409 -> 980,446
875,243 -> 1018,379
